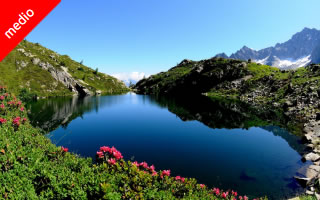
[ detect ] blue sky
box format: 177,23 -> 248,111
26,0 -> 320,81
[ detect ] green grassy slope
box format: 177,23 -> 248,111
0,40 -> 129,97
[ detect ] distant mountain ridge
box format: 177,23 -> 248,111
215,28 -> 320,69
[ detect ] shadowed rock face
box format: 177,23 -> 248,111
33,58 -> 93,96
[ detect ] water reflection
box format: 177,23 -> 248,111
26,93 -> 309,199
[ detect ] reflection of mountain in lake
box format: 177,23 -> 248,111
149,95 -> 289,129
27,95 -> 126,132
27,94 -> 306,154
149,95 -> 306,154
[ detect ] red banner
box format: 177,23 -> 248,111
0,0 -> 61,62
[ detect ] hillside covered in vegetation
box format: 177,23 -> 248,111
0,40 -> 129,98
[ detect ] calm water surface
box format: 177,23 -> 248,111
27,93 -> 310,199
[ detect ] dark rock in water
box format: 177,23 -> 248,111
294,176 -> 311,188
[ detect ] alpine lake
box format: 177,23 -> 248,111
27,93 -> 311,199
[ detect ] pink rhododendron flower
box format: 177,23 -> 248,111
149,165 -> 155,172
0,104 -> 4,109
100,146 -> 110,153
200,184 -> 205,188
113,150 -> 123,160
96,151 -> 104,158
244,196 -> 248,200
139,162 -> 148,169
232,191 -> 238,197
61,147 -> 68,152
110,146 -> 117,153
160,170 -> 170,178
221,192 -> 227,198
13,117 -> 21,126
20,107 -> 24,111
213,188 -> 220,195
132,161 -> 139,167
0,96 -> 4,100
152,171 -> 157,176
0,118 -> 7,124
175,176 -> 181,181
108,158 -> 116,165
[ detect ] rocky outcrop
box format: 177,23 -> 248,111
134,58 -> 249,95
31,58 -> 92,96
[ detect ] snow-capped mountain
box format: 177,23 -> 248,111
215,28 -> 320,69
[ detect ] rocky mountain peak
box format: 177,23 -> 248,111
216,27 -> 320,69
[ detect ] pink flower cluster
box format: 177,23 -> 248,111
61,146 -> 69,152
96,146 -> 123,165
160,170 -> 171,179
6,98 -> 22,109
132,161 -> 158,176
0,118 -> 7,124
175,176 -> 185,182
13,117 -> 21,127
212,188 -> 249,200
95,145 -> 259,200
12,117 -> 27,127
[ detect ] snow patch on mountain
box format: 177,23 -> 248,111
272,55 -> 311,70
255,56 -> 269,65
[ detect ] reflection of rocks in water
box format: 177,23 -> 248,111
27,95 -> 125,132
27,96 -> 97,132
149,95 -> 307,155
149,94 -> 288,129
260,126 -> 306,155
